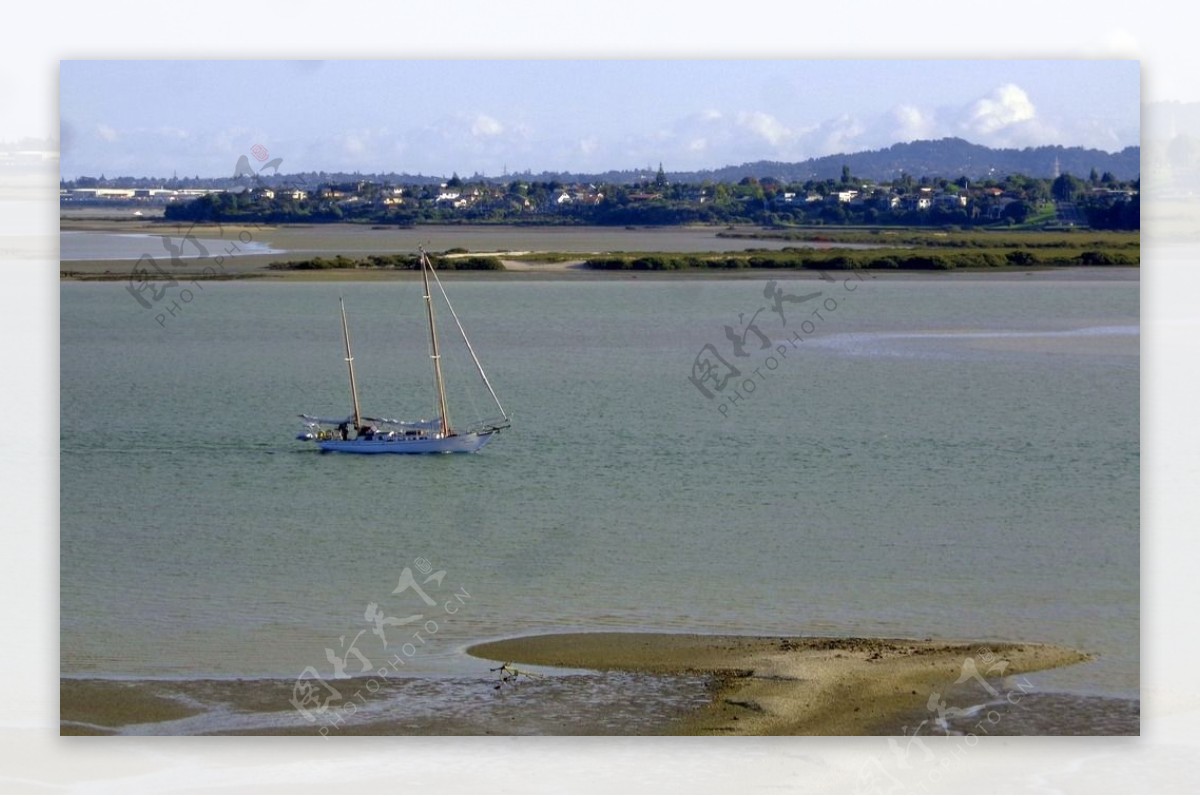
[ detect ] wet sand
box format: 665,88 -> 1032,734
60,679 -> 206,735
60,633 -> 1092,735
466,633 -> 1092,735
59,671 -> 713,736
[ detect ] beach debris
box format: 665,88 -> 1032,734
489,662 -> 545,690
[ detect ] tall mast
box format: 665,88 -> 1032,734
339,297 -> 363,429
428,261 -> 508,423
420,249 -> 452,436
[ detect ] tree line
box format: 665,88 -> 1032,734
162,168 -> 1140,231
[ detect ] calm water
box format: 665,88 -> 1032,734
59,223 -> 881,264
60,272 -> 1139,731
60,230 -> 282,261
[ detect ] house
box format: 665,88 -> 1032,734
1090,187 -> 1136,201
985,197 -> 1016,220
932,193 -> 967,209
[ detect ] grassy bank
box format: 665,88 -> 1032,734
59,221 -> 1140,279
266,252 -> 505,271
580,246 -> 1138,271
716,226 -> 1140,249
602,228 -> 1143,271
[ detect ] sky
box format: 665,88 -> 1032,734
58,60 -> 1140,180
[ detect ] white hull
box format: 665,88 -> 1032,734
316,431 -> 496,454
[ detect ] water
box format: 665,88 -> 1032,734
59,271 -> 1139,732
58,222 -> 883,264
60,230 -> 282,261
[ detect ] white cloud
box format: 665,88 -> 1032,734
398,113 -> 538,174
889,104 -> 935,142
64,78 -> 1133,179
470,113 -> 503,137
806,114 -> 867,157
309,128 -> 395,169
961,83 -> 1037,136
736,111 -> 791,147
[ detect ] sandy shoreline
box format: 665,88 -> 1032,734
466,633 -> 1092,735
61,633 -> 1093,736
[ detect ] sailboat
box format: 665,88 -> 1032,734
296,248 -> 509,454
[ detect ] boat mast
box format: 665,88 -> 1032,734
339,297 -> 363,430
420,249 -> 452,436
428,262 -> 508,423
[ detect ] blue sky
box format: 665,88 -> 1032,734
59,60 -> 1140,179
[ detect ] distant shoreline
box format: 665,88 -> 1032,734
59,219 -> 1140,283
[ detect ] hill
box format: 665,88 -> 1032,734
689,138 -> 1140,183
61,138 -> 1140,190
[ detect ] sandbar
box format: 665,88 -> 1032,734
466,632 -> 1092,735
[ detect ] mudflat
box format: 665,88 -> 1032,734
467,632 -> 1092,735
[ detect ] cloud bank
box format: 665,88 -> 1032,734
62,82 -> 1136,178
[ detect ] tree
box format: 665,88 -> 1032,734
1002,200 -> 1031,224
1052,173 -> 1083,202
820,203 -> 847,224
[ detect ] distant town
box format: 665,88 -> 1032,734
59,137 -> 1140,230
60,165 -> 1139,231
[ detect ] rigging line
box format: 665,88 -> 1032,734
339,295 -> 363,429
427,262 -> 508,420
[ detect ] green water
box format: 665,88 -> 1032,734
60,272 -> 1139,705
